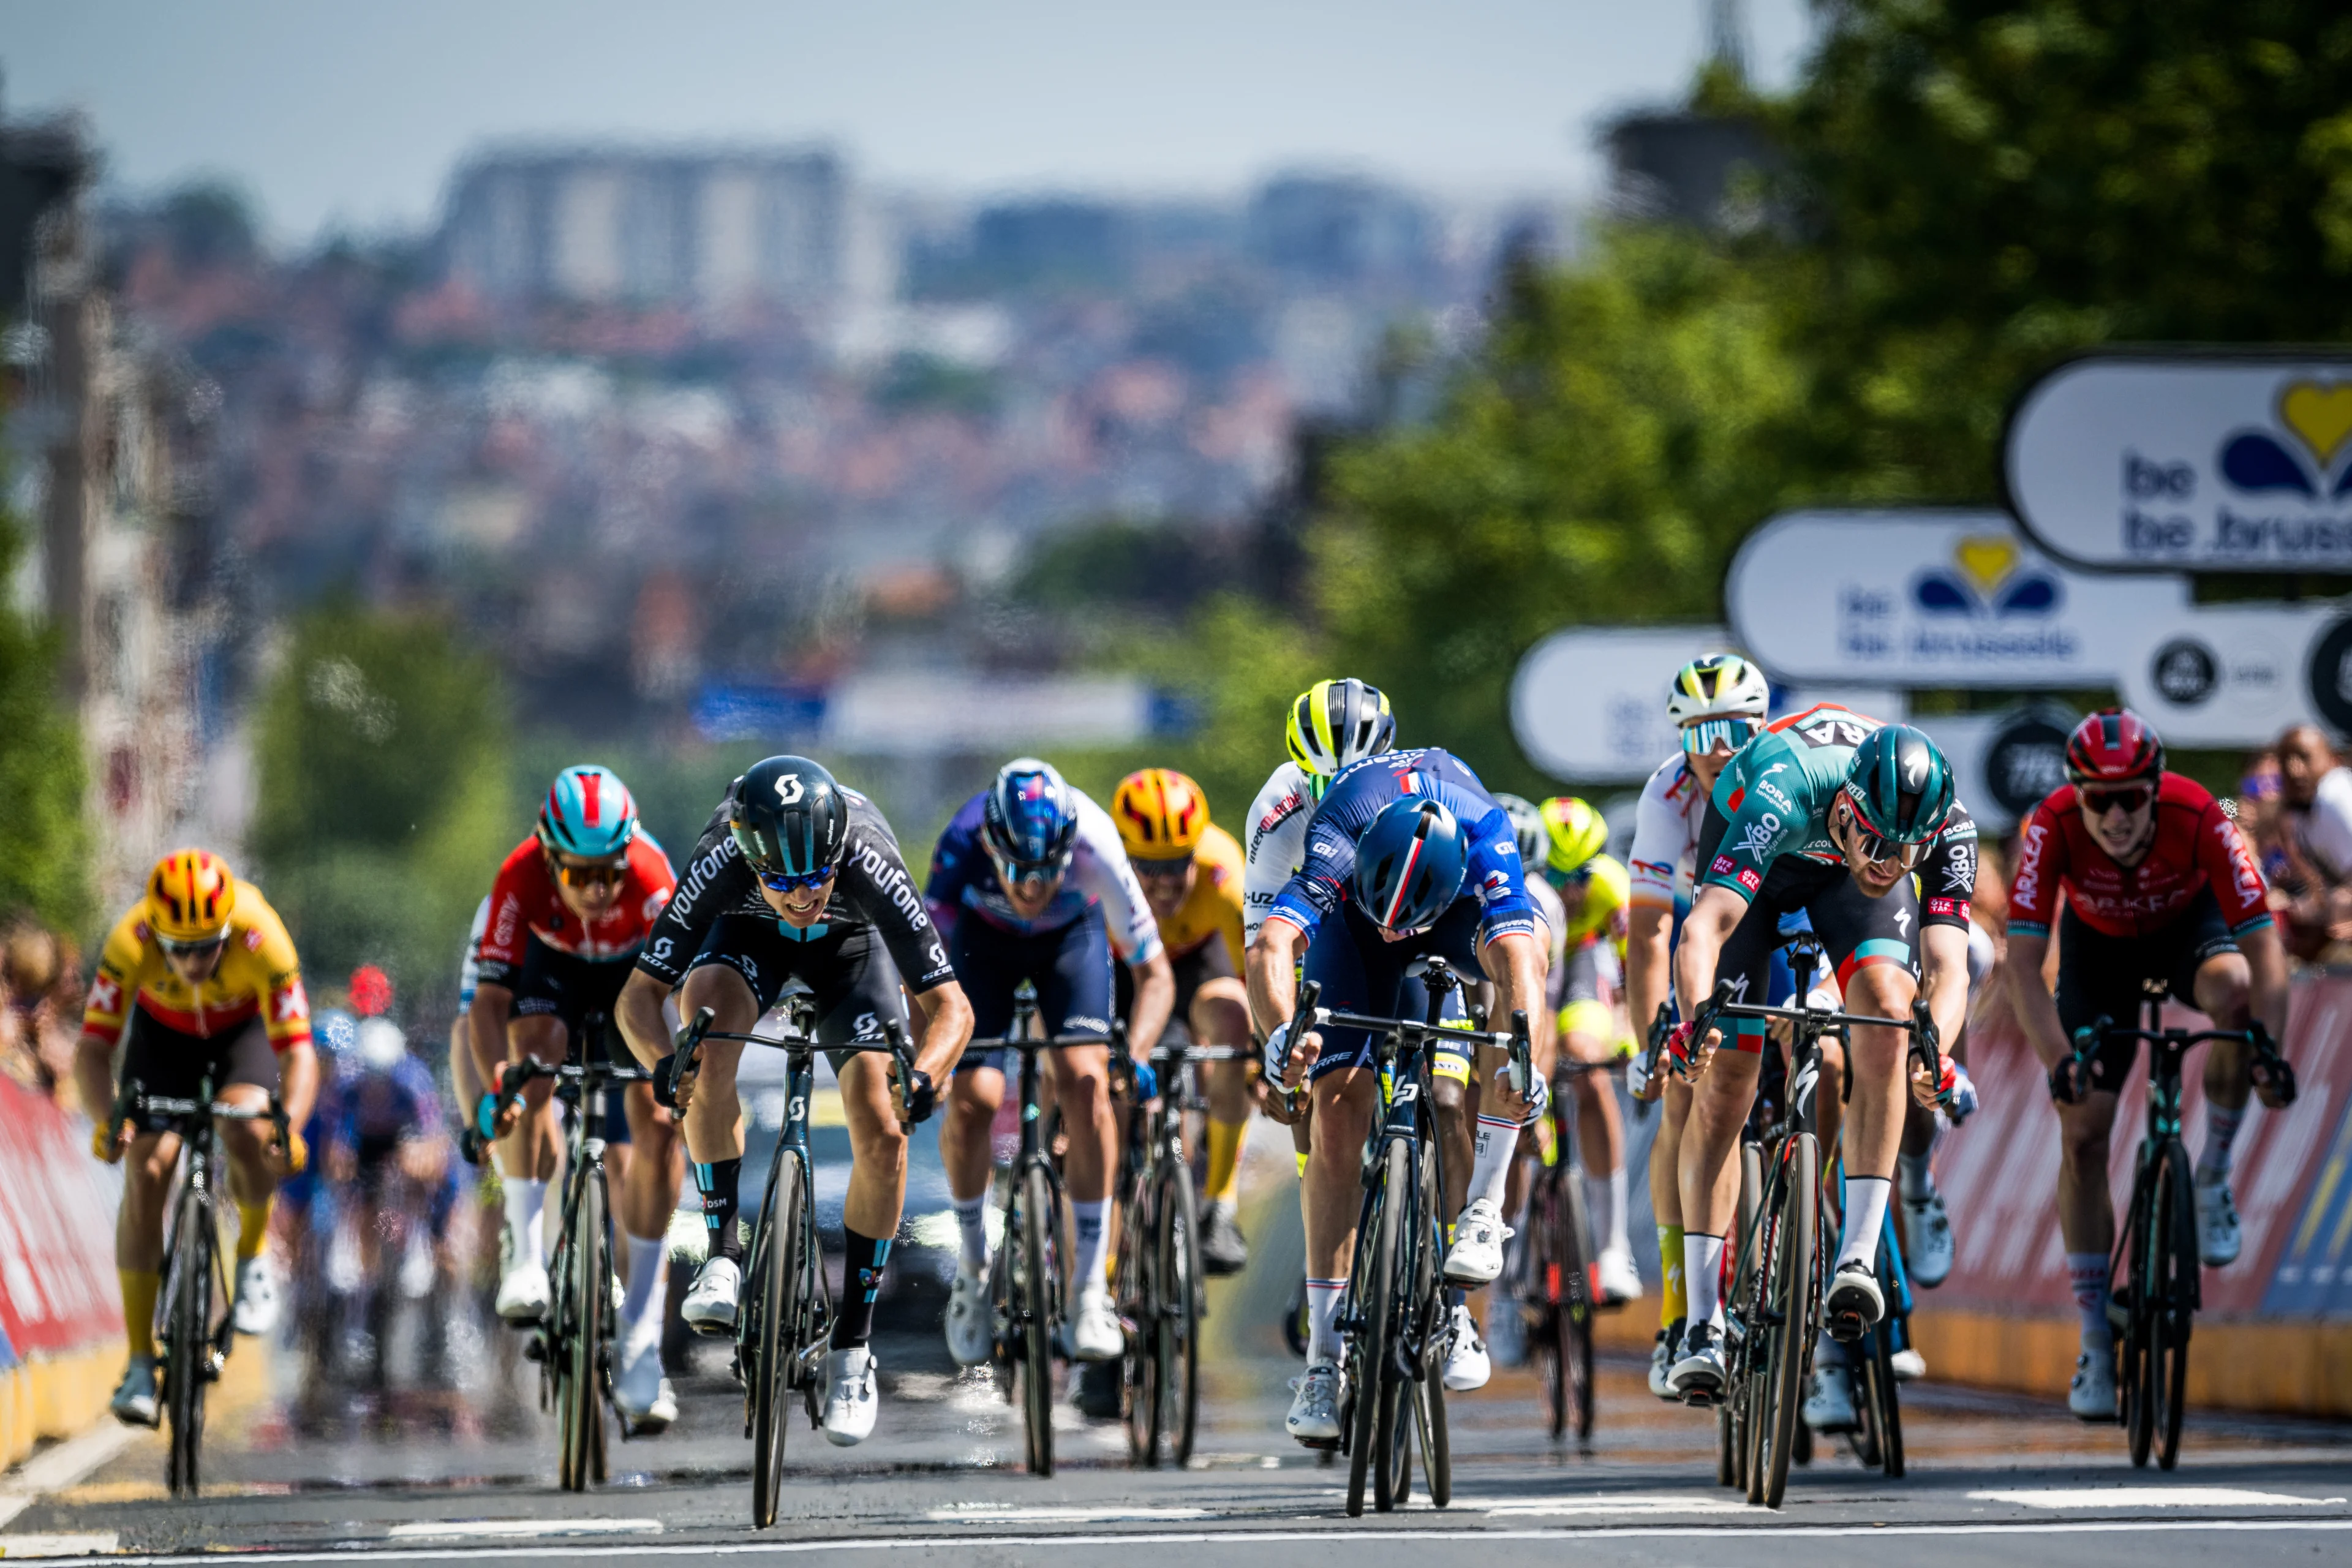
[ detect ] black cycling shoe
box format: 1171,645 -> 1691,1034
1200,1200 -> 1250,1276
1823,1260 -> 1885,1343
1076,1357 -> 1123,1419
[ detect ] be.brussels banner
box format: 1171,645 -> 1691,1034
1907,703 -> 2078,833
1510,626 -> 1739,782
2006,353 -> 2352,571
1726,509 -> 2185,687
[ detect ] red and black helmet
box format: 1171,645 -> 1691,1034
2065,708 -> 2165,786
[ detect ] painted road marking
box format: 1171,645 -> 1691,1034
0,1532 -> 118,1558
1488,1493 -> 1751,1516
384,1520 -> 663,1540
1968,1487 -> 2346,1509
926,1506 -> 1212,1523
0,1425 -> 146,1531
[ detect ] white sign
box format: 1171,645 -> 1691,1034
1511,626 -> 1743,782
2007,355 -> 2352,571
2113,604 -> 2339,748
1907,706 -> 2079,834
1727,510 -> 2185,687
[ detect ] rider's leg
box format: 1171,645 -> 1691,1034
1304,1066 -> 1379,1363
941,1064 -> 1005,1272
501,1012 -> 569,1268
1654,1079 -> 1689,1328
835,1050 -> 908,1349
2192,949 -> 2255,1181
118,1128 -> 183,1357
618,1082 -> 680,1355
1828,963 -> 1913,1272
676,962 -> 758,1264
2057,1091 -> 2122,1347
1562,1005 -> 1629,1264
1051,1041 -> 1117,1295
1678,1047 -> 1762,1332
1196,979 -> 1254,1210
216,1083 -> 278,1261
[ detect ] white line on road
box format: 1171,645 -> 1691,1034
0,1531 -> 119,1558
1488,1493 -> 1752,1517
1968,1488 -> 2346,1509
0,1425 -> 146,1530
926,1507 -> 1212,1523
385,1520 -> 664,1540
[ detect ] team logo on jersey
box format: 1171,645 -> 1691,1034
1710,855 -> 1738,876
1926,897 -> 1969,918
274,979 -> 309,1022
88,973 -> 121,1014
1736,867 -> 1762,891
1736,815 -> 1780,862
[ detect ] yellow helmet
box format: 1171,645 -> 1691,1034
1285,677 -> 1395,796
146,848 -> 237,944
1111,768 -> 1210,861
1540,797 -> 1608,878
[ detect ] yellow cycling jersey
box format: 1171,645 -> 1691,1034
1556,853 -> 1630,955
81,883 -> 312,1052
1155,823 -> 1247,973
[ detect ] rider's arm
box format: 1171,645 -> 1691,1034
1240,764 -> 1311,946
1248,916 -> 1325,1088
467,982 -> 516,1090
1915,805 -> 1982,1056
1625,905 -> 1673,1061
615,967 -> 673,1068
2239,921 -> 2291,1043
1673,884 -> 1747,1046
276,1041 -> 320,1132
1477,928 -> 1548,1050
1125,948 -> 1176,1057
907,978 -> 976,1082
1916,922 -> 1973,1058
2003,929 -> 2074,1068
2005,797 -> 2073,1068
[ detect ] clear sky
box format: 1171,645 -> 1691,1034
0,1 -> 1815,247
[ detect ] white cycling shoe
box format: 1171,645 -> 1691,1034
1823,1260 -> 1885,1341
110,1355 -> 160,1428
821,1346 -> 880,1447
494,1259 -> 551,1325
1890,1346 -> 1927,1382
1596,1244 -> 1644,1305
1903,1188 -> 1956,1287
682,1256 -> 742,1336
1287,1360 -> 1343,1444
1442,1199 -> 1510,1286
2070,1341 -> 2118,1421
1803,1360 -> 1859,1432
2194,1174 -> 2242,1267
614,1336 -> 676,1434
231,1254 -> 280,1337
945,1267 -> 993,1365
1648,1321 -> 1684,1401
1442,1303 -> 1491,1392
1069,1289 -> 1124,1362
1669,1321 -> 1727,1403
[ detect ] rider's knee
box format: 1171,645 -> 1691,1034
127,1137 -> 175,1193
2059,1112 -> 2112,1172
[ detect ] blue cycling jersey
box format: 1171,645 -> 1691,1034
328,1056 -> 446,1154
1265,747 -> 1545,949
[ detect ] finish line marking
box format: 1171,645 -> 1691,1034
385,1520 -> 665,1540
1967,1488 -> 2345,1509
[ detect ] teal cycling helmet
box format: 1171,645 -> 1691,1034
1842,725 -> 1954,847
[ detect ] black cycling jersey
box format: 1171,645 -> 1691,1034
635,787 -> 956,993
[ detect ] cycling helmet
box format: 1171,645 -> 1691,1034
349,964 -> 393,1019
1493,793 -> 1547,868
146,849 -> 235,944
1286,677 -> 1395,794
537,764 -> 638,859
1354,797 -> 1469,933
355,1017 -> 407,1073
982,758 -> 1080,879
1111,767 -> 1209,861
729,756 -> 852,877
2065,707 -> 2165,786
1540,796 -> 1610,878
1666,653 -> 1769,725
1842,725 -> 1956,846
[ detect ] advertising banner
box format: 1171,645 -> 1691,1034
1510,625 -> 1738,782
1725,509 -> 2184,688
2007,354 -> 2352,571
2113,603 -> 2340,748
1909,704 -> 2078,833
0,1078 -> 123,1359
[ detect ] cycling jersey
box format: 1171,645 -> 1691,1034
1155,823 -> 1246,971
1627,752 -> 1711,916
457,895 -> 491,1010
1556,853 -> 1630,952
83,881 -> 311,1053
2008,772 -> 2271,941
476,833 -> 677,989
1265,747 -> 1544,948
1698,703 -> 1978,930
1240,760 -> 1316,944
638,788 -> 955,994
927,789 -> 1162,963
330,1057 -> 445,1152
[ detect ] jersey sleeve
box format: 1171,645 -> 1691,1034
79,908 -> 149,1047
1241,764 -> 1312,944
396,1058 -> 445,1138
475,845 -> 537,990
458,895 -> 491,1010
1626,761 -> 1687,911
2007,796 -> 2068,938
1460,799 -> 1544,946
1072,794 -> 1163,964
636,805 -> 739,987
1918,802 -> 1980,931
1266,798 -> 1355,942
1697,774 -> 1807,903
923,800 -> 987,938
2198,796 -> 2274,934
845,815 -> 959,992
247,907 -> 312,1053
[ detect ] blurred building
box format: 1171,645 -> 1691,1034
440,146 -> 853,311
1247,175 -> 1438,293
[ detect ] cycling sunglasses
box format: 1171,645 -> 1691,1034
1836,799 -> 1930,869
987,843 -> 1071,890
1133,854 -> 1195,881
157,932 -> 229,960
1681,715 -> 1762,755
2082,785 -> 2154,817
554,856 -> 629,889
756,865 -> 835,895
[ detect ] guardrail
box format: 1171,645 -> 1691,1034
0,1077 -> 126,1469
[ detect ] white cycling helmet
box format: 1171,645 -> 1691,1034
1666,653 -> 1769,725
355,1017 -> 407,1073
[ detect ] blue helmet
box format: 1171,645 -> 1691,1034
1352,796 -> 1470,933
538,764 -> 638,859
982,758 -> 1080,882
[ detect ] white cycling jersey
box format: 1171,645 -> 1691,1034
1241,760 -> 1317,944
1626,751 -> 1711,916
457,894 -> 491,1010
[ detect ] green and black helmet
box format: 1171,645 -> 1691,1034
1842,725 -> 1954,848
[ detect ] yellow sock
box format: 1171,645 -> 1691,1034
1660,1223 -> 1687,1327
1295,1150 -> 1309,1179
236,1197 -> 273,1262
1205,1118 -> 1245,1204
120,1269 -> 160,1359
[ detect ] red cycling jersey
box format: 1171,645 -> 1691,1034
475,834 -> 677,988
2007,773 -> 2271,941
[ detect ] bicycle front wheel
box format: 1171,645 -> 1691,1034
1120,1174 -> 1160,1467
1344,1138 -> 1406,1518
1757,1132 -> 1818,1510
2154,1145 -> 2196,1471
556,1171 -> 606,1493
752,1153 -> 804,1528
164,1183 -> 213,1499
1158,1158 -> 1201,1468
1019,1161 -> 1058,1477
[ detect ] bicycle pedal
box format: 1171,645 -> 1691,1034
1298,1436 -> 1340,1453
522,1332 -> 549,1363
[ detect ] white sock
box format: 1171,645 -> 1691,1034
1582,1167 -> 1629,1255
2198,1103 -> 2245,1182
2068,1251 -> 2112,1349
952,1193 -> 989,1274
1898,1148 -> 1937,1204
1468,1115 -> 1518,1210
1684,1233 -> 1725,1329
504,1177 -> 548,1265
1072,1199 -> 1111,1295
1305,1278 -> 1346,1365
621,1231 -> 668,1350
1836,1176 -> 1891,1272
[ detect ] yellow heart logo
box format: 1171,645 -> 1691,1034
2280,380 -> 2352,469
1954,536 -> 2018,596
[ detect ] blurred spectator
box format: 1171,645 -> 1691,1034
3,919 -> 85,1102
2238,750 -> 2290,887
2275,725 -> 2352,960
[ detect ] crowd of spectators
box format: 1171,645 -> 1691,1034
1,919 -> 84,1107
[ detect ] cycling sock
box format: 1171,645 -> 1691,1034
1684,1234 -> 1725,1330
1659,1224 -> 1687,1325
1305,1278 -> 1345,1365
1898,1148 -> 1938,1204
1205,1118 -> 1245,1204
1581,1168 -> 1628,1254
621,1231 -> 668,1345
1071,1199 -> 1111,1296
951,1192 -> 989,1275
2198,1102 -> 2245,1182
691,1158 -> 744,1262
1468,1114 -> 1518,1210
120,1269 -> 159,1359
1295,1150 -> 1310,1179
2068,1251 -> 2113,1348
1834,1176 -> 1891,1272
832,1229 -> 893,1348
235,1196 -> 273,1262
504,1177 -> 548,1265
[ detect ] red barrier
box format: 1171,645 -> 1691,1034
0,1078 -> 124,1358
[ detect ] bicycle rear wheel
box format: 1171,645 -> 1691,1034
1557,1169 -> 1597,1442
1120,1176 -> 1160,1467
2122,1166 -> 2158,1469
1721,1140 -> 1761,1491
164,1185 -> 213,1499
1159,1159 -> 1202,1468
1019,1162 -> 1058,1477
1411,1146 -> 1447,1509
1344,1139 -> 1406,1518
752,1155 -> 804,1528
1757,1132 -> 1817,1510
1868,1321 -> 1904,1477
2154,1146 -> 2195,1471
556,1170 -> 606,1493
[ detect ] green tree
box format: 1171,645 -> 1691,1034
0,507 -> 90,930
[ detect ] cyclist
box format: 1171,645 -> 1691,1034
1665,711 -> 1974,1400
1535,796 -> 1644,1306
77,850 -> 318,1428
930,758 -> 1172,1373
1110,767 -> 1256,1275
467,765 -> 682,1436
2005,708 -> 2290,1420
1620,652 -> 1769,1398
1250,748 -> 1552,1444
614,756 -> 970,1446
1482,793 -> 1562,1368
